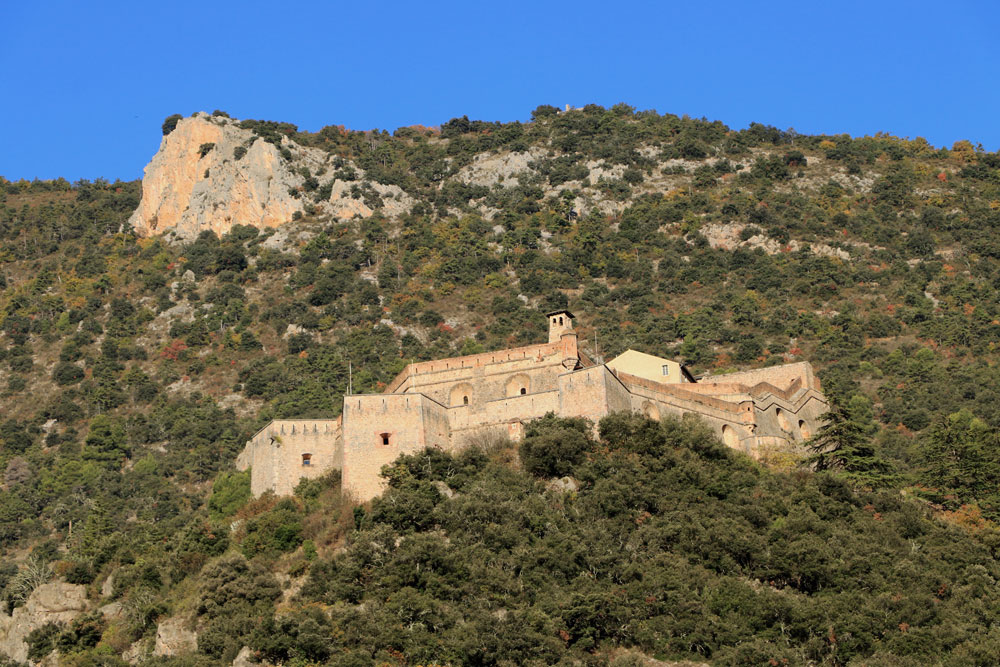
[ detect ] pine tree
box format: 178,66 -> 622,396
808,395 -> 896,487
922,409 -> 999,501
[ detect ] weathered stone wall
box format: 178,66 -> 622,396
237,419 -> 342,497
240,322 -> 830,502
616,367 -> 827,458
341,393 -> 450,501
703,362 -> 820,392
388,341 -> 563,391
387,340 -> 576,406
620,375 -> 756,454
450,389 -> 561,441
753,389 -> 828,441
558,366 -> 610,422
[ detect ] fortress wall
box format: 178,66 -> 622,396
558,366 -> 616,423
451,421 -> 527,446
447,389 -> 562,447
627,384 -> 737,422
748,378 -> 803,401
603,367 -> 634,414
614,374 -> 804,405
421,396 -> 452,452
486,389 -> 561,424
441,389 -> 562,432
676,382 -> 752,395
341,393 -> 449,502
751,387 -> 829,444
701,362 -> 819,392
399,355 -> 569,408
385,342 -> 566,393
615,372 -> 744,415
431,389 -> 561,444
238,419 -> 342,497
624,382 -> 757,454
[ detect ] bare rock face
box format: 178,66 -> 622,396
326,178 -> 414,220
129,113 -> 414,241
129,114 -> 307,240
0,582 -> 88,663
153,616 -> 198,656
232,645 -> 255,667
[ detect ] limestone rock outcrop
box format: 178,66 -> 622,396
129,114 -> 308,240
129,113 -> 413,241
153,616 -> 198,656
0,582 -> 88,663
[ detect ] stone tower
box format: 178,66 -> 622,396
547,309 -> 575,343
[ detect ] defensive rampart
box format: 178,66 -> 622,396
237,419 -> 342,497
239,314 -> 830,501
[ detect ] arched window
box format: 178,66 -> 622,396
463,395 -> 469,405
559,316 -> 564,325
520,387 -> 526,395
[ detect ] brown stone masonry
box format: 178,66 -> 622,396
237,312 -> 829,501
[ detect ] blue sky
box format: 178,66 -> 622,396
1,0 -> 998,181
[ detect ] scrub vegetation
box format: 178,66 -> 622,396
3,104 -> 1000,664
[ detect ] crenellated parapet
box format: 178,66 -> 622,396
237,418 -> 342,497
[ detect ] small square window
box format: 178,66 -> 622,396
662,365 -> 670,375
301,453 -> 312,466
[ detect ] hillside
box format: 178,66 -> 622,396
2,104 -> 1000,665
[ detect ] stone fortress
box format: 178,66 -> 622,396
237,311 -> 829,501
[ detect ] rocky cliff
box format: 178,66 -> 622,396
0,582 -> 88,663
128,113 -> 412,240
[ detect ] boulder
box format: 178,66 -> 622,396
546,476 -> 580,493
153,617 -> 197,657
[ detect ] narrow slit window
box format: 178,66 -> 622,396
301,453 -> 312,466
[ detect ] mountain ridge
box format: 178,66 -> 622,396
2,104 -> 1000,665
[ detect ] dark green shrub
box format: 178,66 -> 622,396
519,414 -> 594,477
64,561 -> 95,585
161,114 -> 183,136
241,499 -> 304,558
208,471 -> 251,518
25,622 -> 61,661
52,362 -> 84,386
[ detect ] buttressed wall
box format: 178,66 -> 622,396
237,310 -> 829,502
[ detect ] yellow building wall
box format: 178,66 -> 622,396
606,349 -> 686,384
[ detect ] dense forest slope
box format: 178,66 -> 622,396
2,105 -> 1000,665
